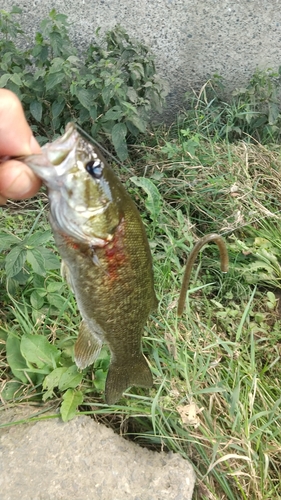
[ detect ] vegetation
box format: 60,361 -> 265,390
1,6 -> 281,500
0,6 -> 166,159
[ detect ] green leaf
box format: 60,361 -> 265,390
0,233 -> 21,251
104,106 -> 123,121
60,389 -> 83,422
93,369 -> 106,391
20,333 -> 61,370
111,122 -> 128,160
102,86 -> 113,106
130,177 -> 162,220
58,365 -> 83,391
126,114 -> 146,133
30,101 -> 42,122
11,5 -> 22,14
0,74 -> 11,87
268,101 -> 279,125
46,282 -> 64,293
30,290 -> 45,310
51,99 -> 65,120
1,381 -> 23,401
11,269 -> 29,285
42,366 -> 68,400
26,230 -> 53,247
126,87 -> 138,103
46,293 -> 67,310
40,248 -> 61,270
76,88 -> 93,111
26,249 -> 45,276
10,73 -> 22,86
6,335 -> 28,384
5,247 -> 26,278
45,72 -> 65,91
48,57 -> 64,74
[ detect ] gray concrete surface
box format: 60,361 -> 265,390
0,406 -> 196,500
2,0 -> 281,118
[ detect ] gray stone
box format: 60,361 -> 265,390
0,407 -> 195,500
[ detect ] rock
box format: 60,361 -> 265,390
0,407 -> 195,500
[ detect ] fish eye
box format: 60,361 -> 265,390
85,160 -> 103,179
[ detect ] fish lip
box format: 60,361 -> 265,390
21,123 -> 79,186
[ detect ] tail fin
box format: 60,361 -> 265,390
105,355 -> 153,405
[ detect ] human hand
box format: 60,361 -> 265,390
0,89 -> 42,205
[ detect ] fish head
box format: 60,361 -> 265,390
25,123 -> 121,246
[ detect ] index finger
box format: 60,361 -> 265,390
0,89 -> 41,156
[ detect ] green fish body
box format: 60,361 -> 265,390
25,123 -> 157,404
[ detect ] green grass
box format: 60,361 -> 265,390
1,121 -> 281,499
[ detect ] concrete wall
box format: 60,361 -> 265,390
2,0 -> 281,119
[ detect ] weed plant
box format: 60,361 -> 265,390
0,6 -> 166,159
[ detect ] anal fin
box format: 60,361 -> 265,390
74,320 -> 103,369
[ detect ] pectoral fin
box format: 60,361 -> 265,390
105,354 -> 153,405
74,320 -> 103,369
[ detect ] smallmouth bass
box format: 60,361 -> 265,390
24,123 -> 158,405
17,123 -> 229,405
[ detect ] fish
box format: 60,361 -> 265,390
23,122 -> 158,405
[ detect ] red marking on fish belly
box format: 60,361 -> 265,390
104,219 -> 127,281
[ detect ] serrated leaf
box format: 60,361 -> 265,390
6,335 -> 28,383
51,100 -> 65,120
30,101 -> 42,122
130,177 -> 162,220
0,233 -> 21,251
76,88 -> 93,111
21,333 -> 61,370
26,230 -> 52,247
127,87 -> 138,103
5,247 -> 26,277
26,249 -> 45,276
104,106 -> 123,121
126,114 -> 146,133
11,268 -> 29,285
58,365 -> 83,391
102,86 -> 112,106
49,57 -> 64,74
111,122 -> 128,160
45,72 -> 65,91
39,247 -> 61,270
60,389 -> 83,422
